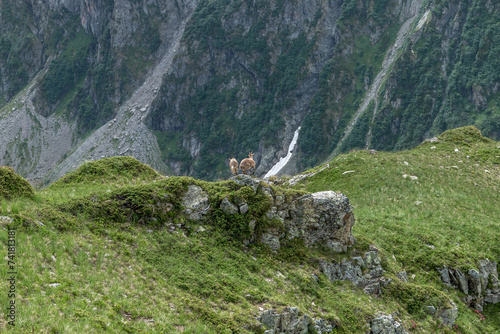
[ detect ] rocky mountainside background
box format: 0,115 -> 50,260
0,0 -> 498,182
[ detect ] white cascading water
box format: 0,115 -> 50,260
264,126 -> 301,178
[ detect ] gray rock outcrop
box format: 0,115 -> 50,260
229,175 -> 356,252
319,249 -> 390,295
437,301 -> 458,327
438,259 -> 500,310
181,185 -> 210,221
370,314 -> 408,334
258,307 -> 335,334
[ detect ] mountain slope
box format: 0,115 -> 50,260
0,0 -> 499,183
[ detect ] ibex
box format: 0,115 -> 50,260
229,158 -> 239,175
239,152 -> 256,175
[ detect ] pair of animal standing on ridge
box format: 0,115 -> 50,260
229,153 -> 255,175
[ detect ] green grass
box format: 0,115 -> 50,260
293,126 -> 500,332
0,127 -> 498,333
294,126 -> 500,270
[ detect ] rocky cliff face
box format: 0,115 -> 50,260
366,0 -> 500,152
0,0 -> 498,183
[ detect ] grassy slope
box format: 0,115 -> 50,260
0,128 -> 498,333
293,126 -> 500,332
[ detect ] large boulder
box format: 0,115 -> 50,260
287,191 -> 356,252
229,175 -> 356,253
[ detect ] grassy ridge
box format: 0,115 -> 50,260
293,126 -> 500,331
0,127 -> 498,333
294,126 -> 500,269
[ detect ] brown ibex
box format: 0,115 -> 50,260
229,158 -> 239,175
239,152 -> 256,175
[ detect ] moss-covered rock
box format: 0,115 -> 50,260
0,166 -> 35,199
59,177 -> 191,226
438,126 -> 492,146
50,156 -> 162,187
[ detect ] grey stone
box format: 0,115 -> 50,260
439,267 -> 451,286
457,271 -> 469,294
468,269 -> 482,296
364,282 -> 381,295
0,216 -> 14,224
221,197 -> 239,215
319,251 -> 387,296
228,179 -> 358,252
397,271 -> 408,283
479,259 -> 498,286
230,175 -> 263,192
491,273 -> 500,290
287,314 -> 311,334
485,291 -> 500,303
314,318 -> 334,333
439,261 -> 500,309
370,267 -> 384,278
261,233 -> 280,250
286,191 -> 356,252
438,301 -> 458,327
364,251 -> 381,269
326,241 -> 347,253
239,202 -> 249,214
258,308 -> 325,334
319,259 -> 363,286
280,307 -> 300,330
259,310 -> 281,330
370,314 -> 408,334
181,185 -> 210,221
352,256 -> 365,267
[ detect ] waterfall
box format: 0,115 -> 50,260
264,126 -> 301,178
